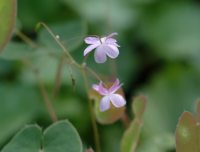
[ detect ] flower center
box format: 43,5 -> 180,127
100,37 -> 106,44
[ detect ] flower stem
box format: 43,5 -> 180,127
81,66 -> 101,152
15,30 -> 37,48
37,74 -> 58,122
36,23 -> 101,151
22,60 -> 58,122
53,55 -> 65,98
37,22 -> 81,68
121,112 -> 131,129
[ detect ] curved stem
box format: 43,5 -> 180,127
37,23 -> 101,151
37,22 -> 81,68
37,22 -> 103,82
15,30 -> 38,48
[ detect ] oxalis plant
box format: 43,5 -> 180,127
1,22 -> 148,152
1,0 -> 200,152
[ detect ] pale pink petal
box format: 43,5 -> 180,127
105,45 -> 119,59
84,37 -> 100,45
105,38 -> 117,44
92,82 -> 108,95
84,44 -> 99,56
109,94 -> 126,108
100,96 -> 110,111
98,82 -> 108,95
92,84 -> 100,92
109,79 -> 122,93
94,45 -> 107,63
106,32 -> 118,39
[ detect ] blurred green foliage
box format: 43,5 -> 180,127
1,0 -> 200,152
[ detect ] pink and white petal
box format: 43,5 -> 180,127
84,44 -> 99,56
100,96 -> 111,111
92,84 -> 100,92
109,94 -> 126,108
98,82 -> 108,95
94,46 -> 107,63
109,79 -> 122,93
105,45 -> 119,59
107,32 -> 118,38
92,82 -> 108,95
84,37 -> 100,45
105,38 -> 117,44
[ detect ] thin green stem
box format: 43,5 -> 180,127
37,22 -> 103,82
15,30 -> 37,48
37,75 -> 58,122
53,55 -> 65,98
37,22 -> 81,68
37,23 -> 101,151
81,66 -> 101,152
121,112 -> 131,129
22,60 -> 58,122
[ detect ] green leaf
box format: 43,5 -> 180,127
121,120 -> 143,152
1,120 -> 83,152
120,95 -> 147,152
0,84 -> 41,146
2,125 -> 42,152
0,0 -> 16,51
176,112 -> 200,152
43,120 -> 83,152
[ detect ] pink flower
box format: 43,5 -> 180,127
83,33 -> 120,63
92,79 -> 126,112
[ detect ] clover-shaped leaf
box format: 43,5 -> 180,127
2,120 -> 83,152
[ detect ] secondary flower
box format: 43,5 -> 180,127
83,33 -> 120,63
92,79 -> 126,112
